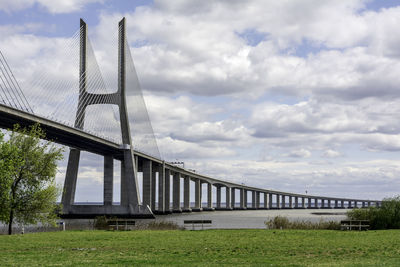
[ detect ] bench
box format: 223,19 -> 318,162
340,220 -> 370,231
184,220 -> 212,230
107,219 -> 136,231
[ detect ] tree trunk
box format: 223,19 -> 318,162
8,209 -> 13,235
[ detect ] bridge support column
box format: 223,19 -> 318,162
142,159 -> 152,210
255,191 -> 260,209
183,176 -> 191,212
276,194 -> 281,209
281,195 -> 286,209
231,188 -> 236,209
157,162 -> 165,214
302,197 -> 306,208
104,155 -> 113,206
205,183 -> 214,211
164,169 -> 171,213
368,201 -> 371,207
308,197 -> 312,209
216,186 -> 221,209
172,172 -> 181,212
226,187 -> 232,210
269,193 -> 273,209
321,199 -> 325,209
289,196 -> 293,209
62,149 -> 80,211
328,199 -> 332,209
294,196 -> 298,209
264,193 -> 269,209
251,191 -> 256,209
334,200 -> 338,209
244,190 -> 248,209
240,188 -> 245,209
151,164 -> 157,211
193,179 -> 202,211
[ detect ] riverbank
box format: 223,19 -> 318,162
0,209 -> 348,233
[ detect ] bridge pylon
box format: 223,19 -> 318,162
61,18 -> 153,218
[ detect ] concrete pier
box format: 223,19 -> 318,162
164,169 -> 170,213
240,188 -> 245,209
251,191 -> 256,209
231,188 -> 236,209
142,159 -> 152,209
216,186 -> 221,209
103,155 -> 113,206
226,187 -> 232,209
193,179 -> 202,211
276,194 -> 281,209
204,182 -> 214,211
157,163 -> 165,213
269,193 -> 273,209
172,172 -> 181,212
151,164 -> 157,211
183,176 -> 191,212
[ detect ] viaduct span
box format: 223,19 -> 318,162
0,18 -> 381,218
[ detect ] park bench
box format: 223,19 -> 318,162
184,220 -> 212,230
340,220 -> 370,231
107,219 -> 136,231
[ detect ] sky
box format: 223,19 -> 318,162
1,0 -> 400,202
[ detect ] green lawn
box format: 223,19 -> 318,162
0,229 -> 399,266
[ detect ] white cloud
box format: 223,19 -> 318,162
287,149 -> 311,158
323,149 -> 342,158
0,0 -> 102,13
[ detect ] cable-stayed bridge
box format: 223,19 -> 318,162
0,18 -> 381,218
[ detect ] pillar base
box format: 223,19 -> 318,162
191,208 -> 203,212
60,204 -> 154,219
182,208 -> 192,213
233,207 -> 247,210
153,210 -> 172,215
202,207 -> 215,211
215,207 -> 233,211
172,209 -> 182,213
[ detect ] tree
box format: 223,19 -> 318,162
0,124 -> 63,234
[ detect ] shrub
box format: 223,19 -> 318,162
94,216 -> 109,230
265,216 -> 340,230
347,196 -> 400,230
143,221 -> 184,230
265,216 -> 290,229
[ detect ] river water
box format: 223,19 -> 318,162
0,209 -> 348,233
145,209 -> 348,229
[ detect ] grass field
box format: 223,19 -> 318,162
0,229 -> 399,266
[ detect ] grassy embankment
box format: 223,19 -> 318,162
0,230 -> 399,266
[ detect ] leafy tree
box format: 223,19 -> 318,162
0,124 -> 63,234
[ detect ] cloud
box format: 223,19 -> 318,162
0,0 -> 103,14
323,149 -> 342,158
287,149 -> 311,158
